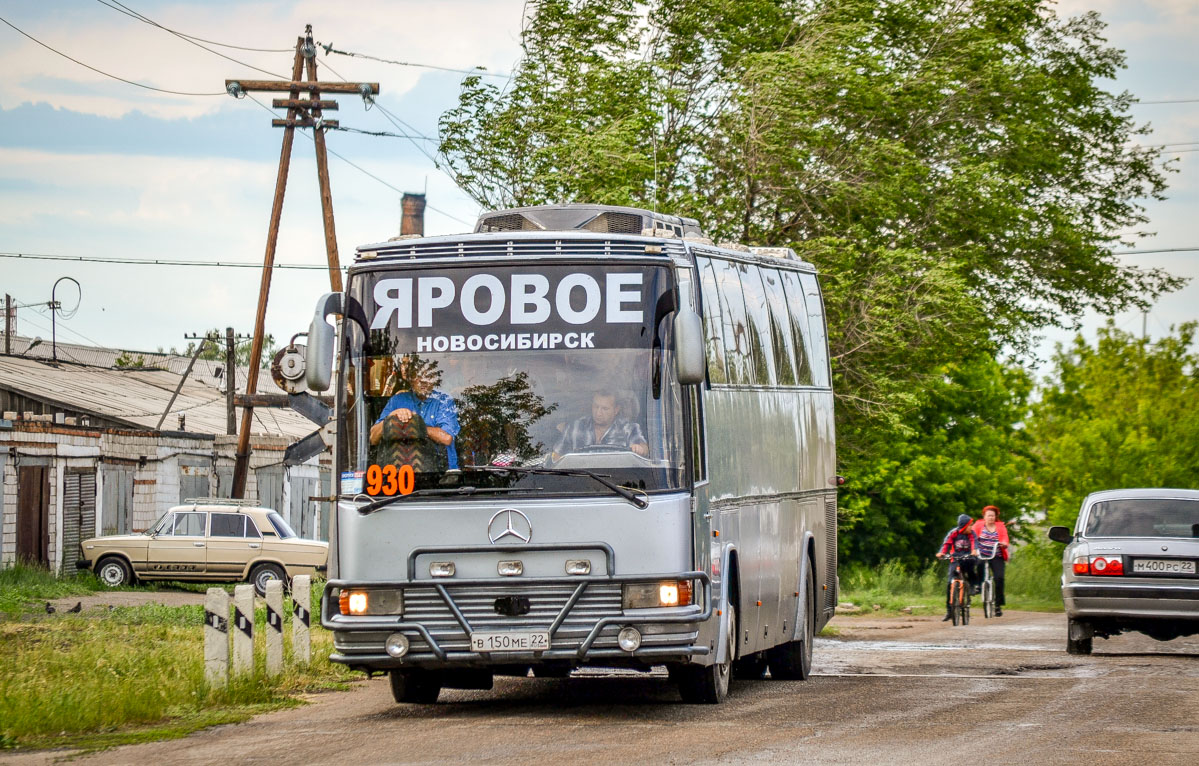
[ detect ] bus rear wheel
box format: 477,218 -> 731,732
676,602 -> 736,704
389,669 -> 442,704
768,567 -> 815,680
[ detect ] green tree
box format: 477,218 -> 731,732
183,330 -> 276,368
1029,322 -> 1199,529
439,0 -> 1180,550
840,354 -> 1036,565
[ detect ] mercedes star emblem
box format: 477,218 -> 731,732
487,509 -> 532,544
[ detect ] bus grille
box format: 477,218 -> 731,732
824,496 -> 838,612
364,238 -> 688,262
405,582 -> 626,653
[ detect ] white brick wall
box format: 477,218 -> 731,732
1,424 -> 298,567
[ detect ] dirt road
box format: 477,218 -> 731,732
9,610 -> 1197,765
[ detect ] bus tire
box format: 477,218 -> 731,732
767,565 -> 815,680
676,602 -> 735,704
733,652 -> 768,680
389,669 -> 442,703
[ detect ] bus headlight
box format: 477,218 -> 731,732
622,580 -> 693,609
385,633 -> 410,658
617,626 -> 642,652
338,588 -> 403,616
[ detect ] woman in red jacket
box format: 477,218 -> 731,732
972,505 -> 1010,616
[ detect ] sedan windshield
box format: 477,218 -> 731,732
338,263 -> 687,500
1085,498 -> 1199,538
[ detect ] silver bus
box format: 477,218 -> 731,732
306,204 -> 838,704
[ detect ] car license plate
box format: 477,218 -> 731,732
470,631 -> 550,652
1132,559 -> 1196,575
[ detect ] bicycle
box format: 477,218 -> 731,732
943,552 -> 974,626
976,546 -> 1000,619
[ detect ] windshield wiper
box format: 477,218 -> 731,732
465,465 -> 649,509
347,486 -> 530,515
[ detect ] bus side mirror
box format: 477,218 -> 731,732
673,308 -> 706,385
1047,526 -> 1073,544
306,292 -> 343,392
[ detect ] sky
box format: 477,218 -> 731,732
0,0 -> 1197,373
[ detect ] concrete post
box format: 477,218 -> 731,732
232,584 -> 255,676
292,574 -> 311,664
265,580 -> 284,676
204,588 -> 230,688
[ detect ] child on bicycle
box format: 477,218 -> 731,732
936,513 -> 979,622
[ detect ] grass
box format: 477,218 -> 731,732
0,566 -> 354,753
836,545 -> 1066,616
0,564 -> 234,615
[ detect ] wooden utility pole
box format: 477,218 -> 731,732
225,327 -> 236,436
226,26 -> 379,498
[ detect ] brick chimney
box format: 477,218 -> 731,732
401,193 -> 426,236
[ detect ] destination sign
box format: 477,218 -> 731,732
366,266 -> 658,351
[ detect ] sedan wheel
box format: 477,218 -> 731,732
252,563 -> 287,596
96,557 -> 131,588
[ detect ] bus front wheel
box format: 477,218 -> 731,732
676,602 -> 735,704
389,669 -> 442,704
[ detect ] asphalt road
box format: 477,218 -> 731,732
9,610 -> 1198,765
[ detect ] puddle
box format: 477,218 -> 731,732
816,638 -> 1054,652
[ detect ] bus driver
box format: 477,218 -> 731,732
553,389 -> 648,459
369,355 -> 460,471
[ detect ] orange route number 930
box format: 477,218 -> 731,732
365,464 -> 415,496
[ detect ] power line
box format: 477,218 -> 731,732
328,125 -> 436,141
1,251 -> 342,270
243,82 -> 472,227
318,42 -> 509,79
1112,247 -> 1199,255
95,0 -> 289,79
92,0 -> 293,52
0,14 -> 226,96
1135,98 -> 1199,105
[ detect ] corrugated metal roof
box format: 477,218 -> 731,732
0,334 -> 284,394
0,355 -> 316,439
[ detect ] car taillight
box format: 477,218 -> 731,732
1088,556 -> 1124,576
1072,557 -> 1089,575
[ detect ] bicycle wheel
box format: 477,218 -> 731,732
982,581 -> 994,619
950,580 -> 964,626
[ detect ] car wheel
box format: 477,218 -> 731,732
389,669 -> 442,703
96,557 -> 132,588
251,563 -> 287,597
1066,618 -> 1093,655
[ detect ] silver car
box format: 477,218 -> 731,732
1048,488 -> 1199,654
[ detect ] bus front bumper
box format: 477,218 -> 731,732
321,572 -> 712,669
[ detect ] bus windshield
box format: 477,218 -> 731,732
338,263 -> 687,500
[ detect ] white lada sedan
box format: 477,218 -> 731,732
77,500 -> 328,595
1048,488 -> 1199,654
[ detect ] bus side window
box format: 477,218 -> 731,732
689,388 -> 706,483
779,270 -> 814,386
760,268 -> 798,386
798,273 -> 831,388
708,257 -> 755,385
740,265 -> 780,385
694,256 -> 728,385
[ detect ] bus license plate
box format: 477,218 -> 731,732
470,631 -> 550,652
1132,559 -> 1196,575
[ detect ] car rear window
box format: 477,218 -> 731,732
210,513 -> 247,538
267,512 -> 297,539
1085,498 -> 1199,538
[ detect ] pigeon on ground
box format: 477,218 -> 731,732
67,602 -> 82,613
44,602 -> 55,614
